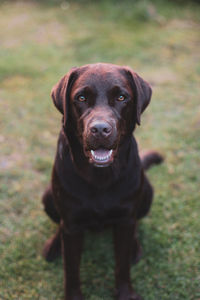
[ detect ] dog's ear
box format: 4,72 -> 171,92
125,68 -> 152,125
51,67 -> 78,126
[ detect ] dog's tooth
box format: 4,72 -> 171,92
91,150 -> 113,162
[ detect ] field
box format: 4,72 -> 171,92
0,0 -> 200,299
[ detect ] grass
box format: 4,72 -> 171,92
0,0 -> 200,299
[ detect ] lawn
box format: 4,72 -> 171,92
0,0 -> 200,299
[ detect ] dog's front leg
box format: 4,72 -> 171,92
113,223 -> 142,300
61,223 -> 84,300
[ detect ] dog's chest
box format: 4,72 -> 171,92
55,142 -> 142,232
66,181 -> 139,232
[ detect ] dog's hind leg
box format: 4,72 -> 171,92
42,186 -> 61,261
132,230 -> 142,265
137,175 -> 154,220
43,227 -> 61,262
42,186 -> 60,224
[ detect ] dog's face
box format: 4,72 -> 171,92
51,63 -> 152,167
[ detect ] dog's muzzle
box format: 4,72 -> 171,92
84,119 -> 118,167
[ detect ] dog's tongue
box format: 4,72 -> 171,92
93,148 -> 109,157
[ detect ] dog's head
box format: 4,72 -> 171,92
51,63 -> 152,167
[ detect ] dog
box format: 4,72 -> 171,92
42,63 -> 163,300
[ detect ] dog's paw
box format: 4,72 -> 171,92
115,284 -> 142,300
65,291 -> 84,300
42,234 -> 61,262
67,296 -> 84,300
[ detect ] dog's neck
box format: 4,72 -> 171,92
62,127 -> 140,189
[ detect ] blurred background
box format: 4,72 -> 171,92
0,0 -> 199,299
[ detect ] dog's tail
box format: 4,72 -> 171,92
140,151 -> 164,170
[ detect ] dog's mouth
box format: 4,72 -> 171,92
89,148 -> 114,167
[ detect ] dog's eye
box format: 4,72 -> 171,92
117,95 -> 125,101
78,95 -> 86,102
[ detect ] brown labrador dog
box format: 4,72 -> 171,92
42,63 -> 163,300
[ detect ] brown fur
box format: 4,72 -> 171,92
42,63 -> 163,300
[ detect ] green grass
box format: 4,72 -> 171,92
0,0 -> 200,299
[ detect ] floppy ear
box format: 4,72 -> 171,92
51,67 -> 78,126
125,68 -> 152,125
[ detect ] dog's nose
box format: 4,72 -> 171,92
90,122 -> 112,137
